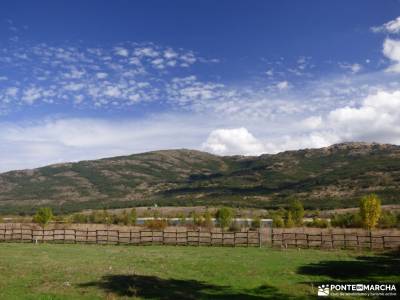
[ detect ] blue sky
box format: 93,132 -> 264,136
1,0 -> 400,172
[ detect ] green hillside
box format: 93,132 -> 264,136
1,142 -> 400,214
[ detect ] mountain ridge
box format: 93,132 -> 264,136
1,142 -> 400,214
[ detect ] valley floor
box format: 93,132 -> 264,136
0,243 -> 398,299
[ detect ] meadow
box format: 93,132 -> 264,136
0,243 -> 398,299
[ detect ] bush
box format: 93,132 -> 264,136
89,210 -> 112,224
272,215 -> 284,228
190,211 -> 203,226
378,211 -> 397,228
72,213 -> 89,224
251,216 -> 261,229
306,218 -> 329,228
129,208 -> 137,225
144,219 -> 168,230
285,211 -> 294,228
228,221 -> 241,232
216,207 -> 234,229
33,207 -> 53,228
288,199 -> 304,226
331,213 -> 362,228
203,210 -> 214,229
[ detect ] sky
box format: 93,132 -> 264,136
1,0 -> 400,172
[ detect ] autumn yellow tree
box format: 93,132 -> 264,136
359,194 -> 381,230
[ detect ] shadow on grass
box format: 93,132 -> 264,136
79,274 -> 305,299
298,250 -> 400,280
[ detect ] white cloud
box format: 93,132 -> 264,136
276,81 -> 289,90
114,47 -> 129,57
5,87 -> 18,97
134,47 -> 159,58
383,38 -> 400,73
339,63 -> 362,74
164,48 -> 178,59
0,41 -> 209,111
372,16 -> 400,34
96,72 -> 108,79
326,90 -> 400,142
202,128 -> 265,155
0,115 -> 210,172
103,86 -> 122,98
301,116 -> 322,130
22,87 -> 42,104
64,83 -> 85,91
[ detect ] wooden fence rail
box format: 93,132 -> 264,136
0,228 -> 261,247
272,231 -> 400,250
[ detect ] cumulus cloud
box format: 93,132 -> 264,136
383,38 -> 400,73
203,89 -> 400,156
202,128 -> 265,156
372,16 -> 400,34
326,90 -> 400,142
114,47 -> 129,57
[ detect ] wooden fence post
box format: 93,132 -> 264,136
369,231 -> 372,250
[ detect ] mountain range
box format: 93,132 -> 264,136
1,142 -> 400,214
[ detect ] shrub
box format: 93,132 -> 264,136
177,213 -> 187,226
228,221 -> 241,232
251,216 -> 261,229
306,218 -> 329,228
285,211 -> 294,228
272,215 -> 284,228
331,213 -> 362,228
203,210 -> 214,229
72,213 -> 89,224
378,211 -> 397,228
89,210 -> 112,224
288,199 -> 304,226
190,211 -> 203,226
216,207 -> 234,229
144,219 -> 168,230
33,207 -> 53,228
129,208 -> 137,225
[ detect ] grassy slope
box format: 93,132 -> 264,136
1,143 -> 400,214
0,243 -> 398,299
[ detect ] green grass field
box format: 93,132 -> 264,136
0,243 -> 398,299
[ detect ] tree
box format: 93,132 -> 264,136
251,216 -> 261,229
378,211 -> 396,228
216,207 -> 234,229
272,215 -> 284,228
33,207 -> 53,228
285,211 -> 294,228
359,194 -> 381,230
129,208 -> 137,225
203,210 -> 213,229
289,199 -> 304,226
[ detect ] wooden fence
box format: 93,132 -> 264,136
272,231 -> 400,250
0,228 -> 261,247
